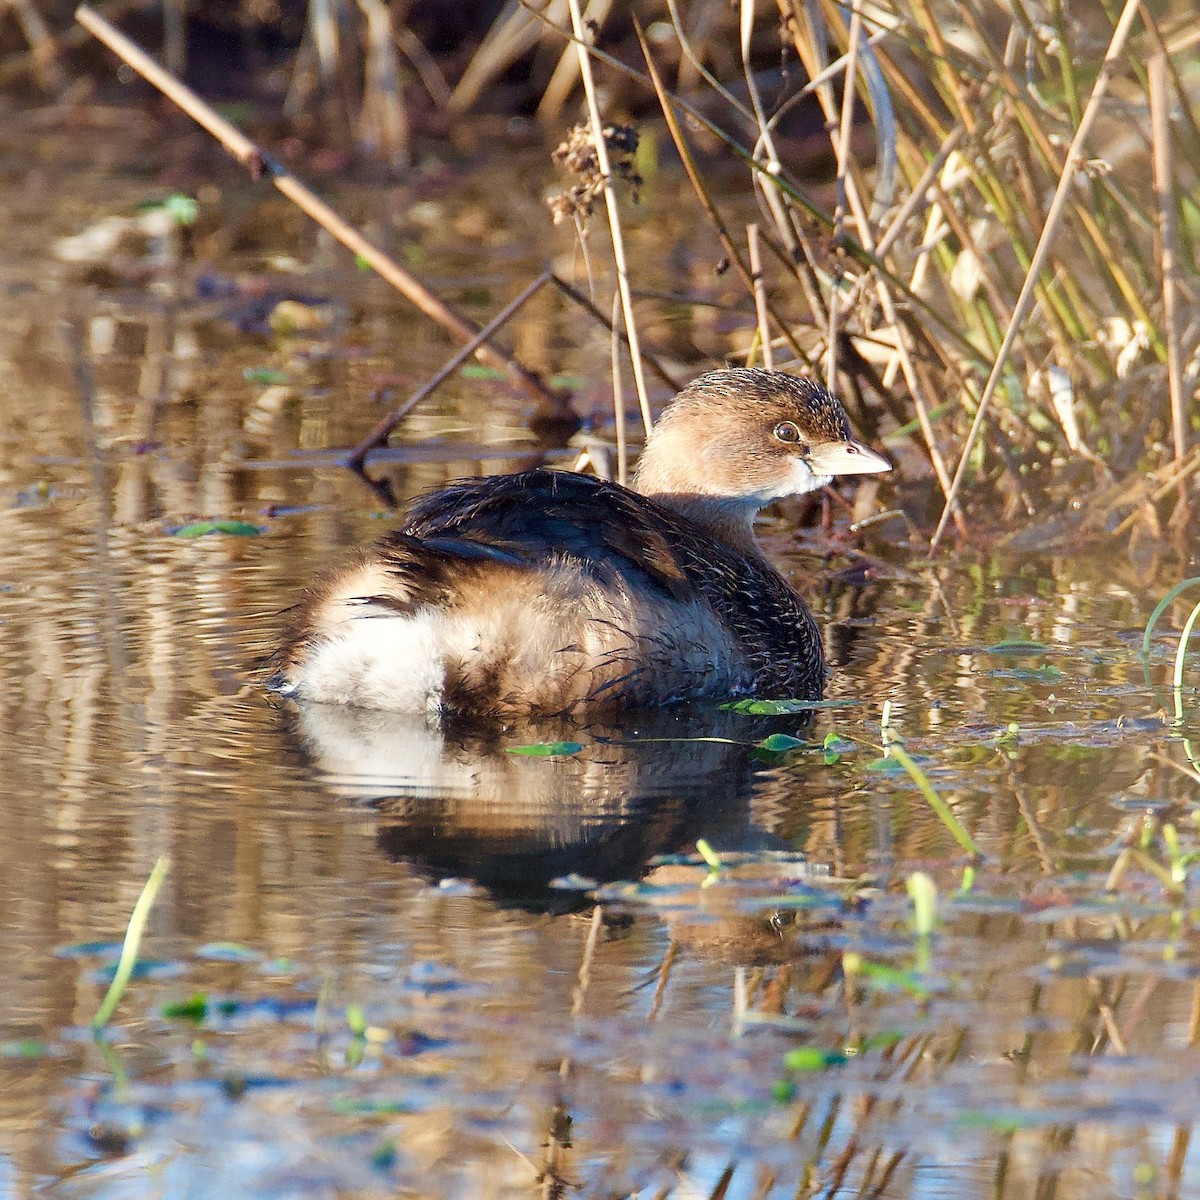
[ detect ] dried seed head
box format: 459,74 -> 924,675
546,123 -> 642,225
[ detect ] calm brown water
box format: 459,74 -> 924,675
1,107 -> 1198,1200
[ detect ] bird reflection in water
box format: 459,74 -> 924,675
282,703 -> 820,917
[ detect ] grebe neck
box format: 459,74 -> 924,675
633,488 -> 763,556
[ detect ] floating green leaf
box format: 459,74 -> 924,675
196,941 -> 258,962
957,1109 -> 1043,1132
371,1137 -> 399,1170
171,520 -> 263,538
782,1046 -> 848,1071
162,993 -> 209,1023
459,364 -> 507,380
162,193 -> 199,226
1,1039 -> 50,1059
757,733 -> 806,753
984,639 -> 1049,655
332,1096 -> 414,1116
141,193 -> 199,226
995,664 -> 1063,681
863,755 -> 907,773
243,366 -> 289,385
846,956 -> 930,998
505,741 -> 584,757
822,732 -> 854,764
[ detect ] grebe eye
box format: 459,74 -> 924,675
773,421 -> 803,445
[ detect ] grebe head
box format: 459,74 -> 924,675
632,368 -> 890,545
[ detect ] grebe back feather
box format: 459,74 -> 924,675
269,368 -> 890,717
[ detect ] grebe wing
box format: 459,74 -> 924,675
393,468 -> 692,601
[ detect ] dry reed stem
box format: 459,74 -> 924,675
610,290 -> 627,484
832,0 -> 865,249
767,1 -> 959,513
393,22 -> 451,108
356,0 -> 410,170
450,0 -> 549,113
928,0 -> 1144,553
873,127 -> 964,260
542,6 -> 976,371
74,5 -> 559,412
538,0 -> 614,122
1150,53 -> 1190,526
7,0 -> 67,87
634,20 -> 809,366
565,0 -> 654,437
747,224 -> 773,370
1111,447 -> 1200,536
739,0 -> 809,301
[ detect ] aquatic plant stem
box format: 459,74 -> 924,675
1139,578 -> 1200,692
564,0 -> 653,437
928,0 -> 1144,553
1171,598 -> 1200,728
570,904 -> 603,1017
74,5 -> 558,412
91,857 -> 169,1032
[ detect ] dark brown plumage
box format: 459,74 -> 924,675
269,368 -> 890,718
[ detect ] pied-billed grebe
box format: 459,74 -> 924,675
269,368 -> 890,717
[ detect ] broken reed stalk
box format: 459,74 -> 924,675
927,0 -> 1144,554
1149,53 -> 1189,527
343,270 -> 553,476
767,3 -> 962,528
74,5 -> 559,412
564,0 -> 654,437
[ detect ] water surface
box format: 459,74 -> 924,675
1,109 -> 1198,1200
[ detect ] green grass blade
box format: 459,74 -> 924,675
888,745 -> 983,860
91,857 -> 170,1033
1172,597 -> 1200,727
1141,578 -> 1200,690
